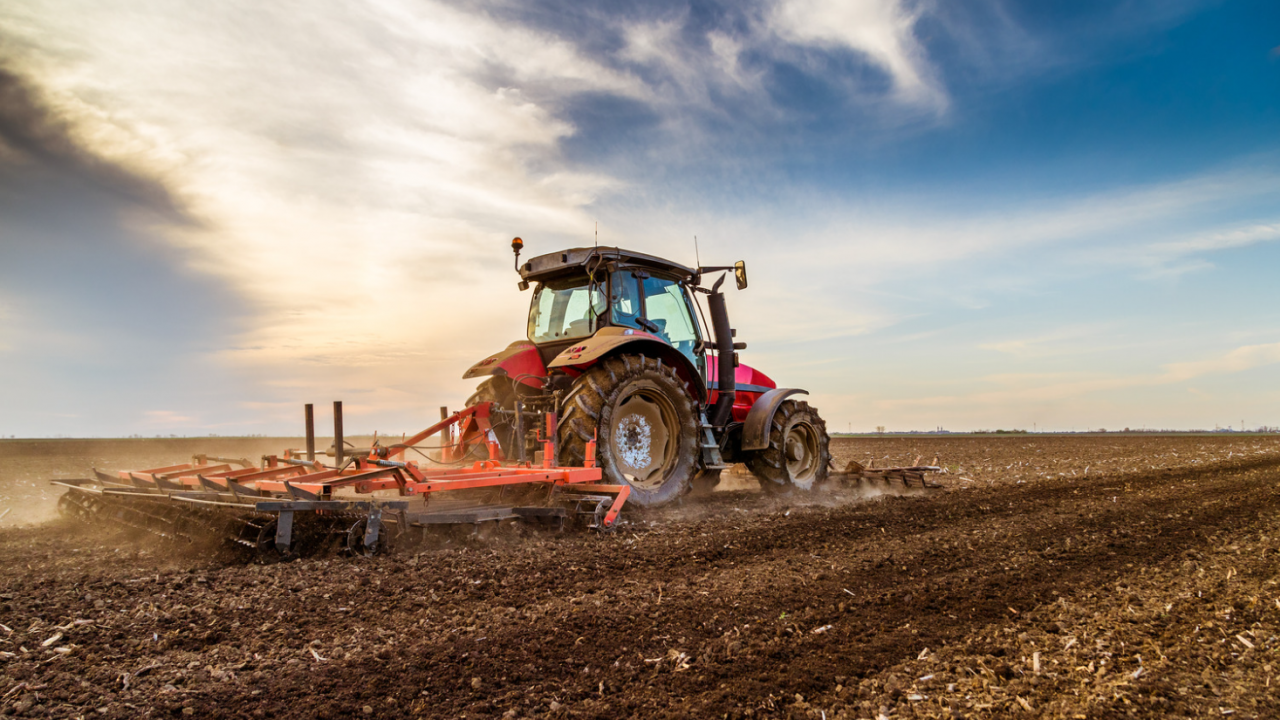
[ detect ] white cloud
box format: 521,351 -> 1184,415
0,0 -> 966,427
143,410 -> 196,425
1161,341 -> 1280,383
0,0 -> 654,419
771,0 -> 945,109
881,341 -> 1280,411
729,165 -> 1280,282
1138,223 -> 1280,268
979,324 -> 1118,359
608,0 -> 946,123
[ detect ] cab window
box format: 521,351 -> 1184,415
610,271 -> 701,364
643,278 -> 699,351
528,278 -> 606,343
610,271 -> 643,329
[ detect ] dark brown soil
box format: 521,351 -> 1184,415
2,435 -> 1278,719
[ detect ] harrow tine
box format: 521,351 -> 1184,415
153,474 -> 184,491
226,479 -> 260,498
284,481 -> 319,501
126,473 -> 158,489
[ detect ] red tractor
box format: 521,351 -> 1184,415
462,240 -> 831,507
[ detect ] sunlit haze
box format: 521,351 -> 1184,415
2,0 -> 1278,437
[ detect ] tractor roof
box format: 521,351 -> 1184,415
519,247 -> 697,284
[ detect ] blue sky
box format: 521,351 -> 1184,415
1,0 -> 1277,436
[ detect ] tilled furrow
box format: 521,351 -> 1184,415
358,459 -> 1280,718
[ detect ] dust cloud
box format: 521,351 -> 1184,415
0,437 -> 318,529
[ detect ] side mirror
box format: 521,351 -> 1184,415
734,260 -> 748,290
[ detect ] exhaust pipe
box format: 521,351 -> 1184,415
708,278 -> 736,427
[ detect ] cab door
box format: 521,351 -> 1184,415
610,270 -> 704,371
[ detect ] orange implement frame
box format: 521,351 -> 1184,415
95,407 -> 629,530
382,403 -> 502,464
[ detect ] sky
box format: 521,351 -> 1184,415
1,0 -> 1278,437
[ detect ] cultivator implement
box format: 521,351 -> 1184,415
836,459 -> 945,488
52,403 -> 629,559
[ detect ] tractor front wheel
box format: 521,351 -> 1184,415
747,400 -> 832,493
558,355 -> 699,507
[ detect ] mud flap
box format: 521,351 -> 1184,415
741,388 -> 808,451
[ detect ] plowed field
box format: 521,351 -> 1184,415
2,435 -> 1279,719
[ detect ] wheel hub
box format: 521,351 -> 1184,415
608,391 -> 674,489
784,422 -> 820,483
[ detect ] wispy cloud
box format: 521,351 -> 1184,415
771,0 -> 945,110
732,164 -> 1280,279
979,324 -> 1119,360
1162,341 -> 1280,383
883,341 -> 1280,410
143,410 -> 195,426
1134,223 -> 1280,271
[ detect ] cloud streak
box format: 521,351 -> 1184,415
772,0 -> 945,109
0,64 -> 190,223
881,341 -> 1280,411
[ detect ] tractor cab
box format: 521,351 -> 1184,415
526,265 -> 703,369
518,247 -> 706,373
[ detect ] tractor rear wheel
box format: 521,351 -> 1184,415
558,355 -> 699,507
747,400 -> 831,493
466,376 -> 514,408
466,376 -> 517,459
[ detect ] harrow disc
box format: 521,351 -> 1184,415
345,517 -> 392,558
254,518 -> 295,563
56,493 -> 78,520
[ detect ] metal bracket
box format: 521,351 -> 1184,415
275,509 -> 294,554
283,481 -> 319,501
363,507 -> 382,550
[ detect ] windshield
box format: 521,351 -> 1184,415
527,278 -> 607,343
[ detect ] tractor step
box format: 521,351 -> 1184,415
697,410 -> 728,470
